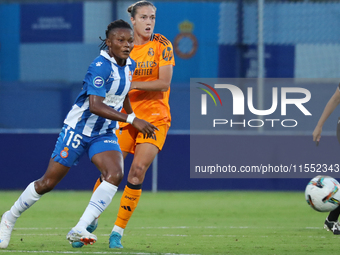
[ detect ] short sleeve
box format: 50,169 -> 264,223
83,58 -> 110,98
159,38 -> 175,67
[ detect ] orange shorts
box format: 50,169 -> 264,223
116,124 -> 169,154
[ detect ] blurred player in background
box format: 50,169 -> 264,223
71,0 -> 175,249
313,84 -> 340,234
0,19 -> 157,249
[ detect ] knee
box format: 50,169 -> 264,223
129,162 -> 148,184
102,169 -> 124,186
35,178 -> 56,194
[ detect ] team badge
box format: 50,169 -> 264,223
93,76 -> 104,88
129,71 -> 133,82
148,48 -> 154,57
60,147 -> 69,158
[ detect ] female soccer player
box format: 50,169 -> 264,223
0,19 -> 157,249
313,84 -> 340,234
72,0 -> 175,249
109,0 -> 175,249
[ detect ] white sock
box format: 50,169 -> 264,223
112,225 -> 124,236
8,182 -> 41,223
75,181 -> 118,229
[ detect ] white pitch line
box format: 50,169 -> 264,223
14,226 -> 324,231
0,250 -> 202,255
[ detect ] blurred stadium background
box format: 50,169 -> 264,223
1,0 -> 340,191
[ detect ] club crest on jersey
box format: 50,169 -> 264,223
93,76 -> 104,88
60,147 -> 69,158
129,71 -> 132,82
148,48 -> 154,57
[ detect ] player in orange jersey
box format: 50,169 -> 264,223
71,0 -> 175,249
313,84 -> 340,235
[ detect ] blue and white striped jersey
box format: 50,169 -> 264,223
64,50 -> 136,137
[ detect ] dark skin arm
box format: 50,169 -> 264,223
89,95 -> 158,137
123,94 -> 133,114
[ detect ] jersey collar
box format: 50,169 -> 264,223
100,50 -> 132,66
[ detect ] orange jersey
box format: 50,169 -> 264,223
121,33 -> 175,127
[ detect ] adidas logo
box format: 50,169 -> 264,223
143,133 -> 157,140
121,205 -> 131,211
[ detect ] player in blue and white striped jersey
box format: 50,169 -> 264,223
64,49 -> 133,137
0,19 -> 157,249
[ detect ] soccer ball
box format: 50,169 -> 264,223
305,175 -> 340,212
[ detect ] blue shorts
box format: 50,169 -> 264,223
51,125 -> 121,167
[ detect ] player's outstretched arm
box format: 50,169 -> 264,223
90,95 -> 130,122
313,87 -> 340,143
89,95 -> 157,138
130,65 -> 173,92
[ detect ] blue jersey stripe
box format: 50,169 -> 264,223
75,109 -> 93,134
91,116 -> 106,136
116,66 -> 127,96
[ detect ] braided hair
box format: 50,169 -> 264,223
99,19 -> 132,50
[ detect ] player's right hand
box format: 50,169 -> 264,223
132,118 -> 159,138
313,126 -> 322,144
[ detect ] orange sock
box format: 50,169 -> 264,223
93,177 -> 102,192
115,183 -> 142,229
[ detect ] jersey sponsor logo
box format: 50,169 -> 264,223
134,68 -> 153,76
96,61 -> 103,66
104,94 -> 125,105
60,147 -> 69,158
134,61 -> 157,76
93,76 -> 104,88
136,61 -> 157,68
148,48 -> 154,57
162,47 -> 174,61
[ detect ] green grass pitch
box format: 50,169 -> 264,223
0,190 -> 339,255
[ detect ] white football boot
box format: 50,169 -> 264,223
66,226 -> 97,246
0,211 -> 15,249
